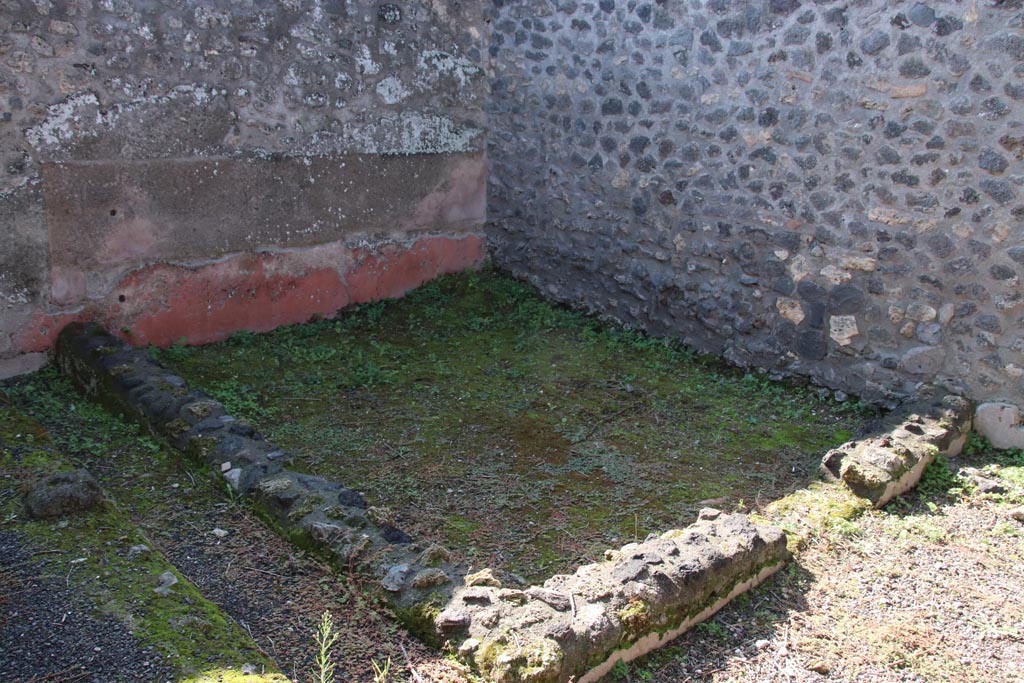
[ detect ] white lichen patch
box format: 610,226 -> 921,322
418,50 -> 481,87
26,86 -> 226,154
376,76 -> 410,105
25,91 -> 100,150
356,45 -> 381,76
342,113 -> 481,155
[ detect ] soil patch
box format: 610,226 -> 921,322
613,447 -> 1024,683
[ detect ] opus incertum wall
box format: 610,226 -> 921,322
0,1 -> 487,377
487,0 -> 1024,415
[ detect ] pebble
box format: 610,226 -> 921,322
153,571 -> 178,596
1010,506 -> 1024,522
211,528 -> 229,538
807,659 -> 830,674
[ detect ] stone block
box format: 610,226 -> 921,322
440,511 -> 788,683
821,392 -> 973,507
24,468 -> 105,520
975,402 -> 1024,450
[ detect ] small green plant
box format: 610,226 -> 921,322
962,431 -> 991,457
160,337 -> 194,362
695,620 -> 729,640
610,659 -> 629,681
207,378 -> 276,421
313,610 -> 339,683
917,455 -> 961,499
226,330 -> 259,347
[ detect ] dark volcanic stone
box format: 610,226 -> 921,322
861,30 -> 891,55
24,469 -> 104,520
796,331 -> 828,360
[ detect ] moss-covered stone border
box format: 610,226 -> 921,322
55,322 -> 463,622
820,390 -> 973,508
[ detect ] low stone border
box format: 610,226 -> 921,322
54,322 -> 463,624
54,321 -> 794,682
820,390 -> 973,508
436,509 -> 788,683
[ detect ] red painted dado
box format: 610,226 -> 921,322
12,310 -> 85,354
12,234 -> 485,354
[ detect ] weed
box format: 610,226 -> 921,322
610,659 -> 629,681
828,517 -> 862,538
371,656 -> 393,683
313,610 -> 339,683
962,431 -> 991,457
207,378 -> 277,422
226,330 -> 260,347
694,620 -> 729,640
916,455 -> 961,500
160,338 -> 194,363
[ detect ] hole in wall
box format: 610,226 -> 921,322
118,294 -> 126,303
110,209 -> 117,216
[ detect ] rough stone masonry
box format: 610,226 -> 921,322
487,0 -> 1024,421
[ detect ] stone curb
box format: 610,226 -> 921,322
820,390 -> 973,508
54,322 -> 463,624
436,508 -> 789,683
55,322 -> 793,682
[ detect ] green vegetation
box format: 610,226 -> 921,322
0,384 -> 278,680
314,611 -> 340,683
156,268 -> 873,582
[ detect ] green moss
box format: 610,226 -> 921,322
0,378 -> 284,680
474,635 -> 564,683
287,493 -> 323,522
617,597 -> 653,639
392,594 -> 445,646
179,669 -> 291,683
0,415 -> 277,678
762,481 -> 873,552
163,418 -> 192,438
151,268 -> 873,583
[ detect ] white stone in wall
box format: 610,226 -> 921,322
776,297 -> 805,325
830,316 -> 858,346
838,255 -> 877,272
820,264 -> 850,285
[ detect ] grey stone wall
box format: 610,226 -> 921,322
487,0 -> 1024,407
1,0 -> 486,368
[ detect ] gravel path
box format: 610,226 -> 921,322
0,530 -> 175,683
623,456 -> 1024,683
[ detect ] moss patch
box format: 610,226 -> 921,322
153,268 -> 875,583
0,376 -> 280,680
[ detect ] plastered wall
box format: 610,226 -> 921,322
1,0 -> 488,375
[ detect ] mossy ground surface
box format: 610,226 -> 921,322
0,387 -> 280,682
156,269 -> 875,582
2,373 -> 466,683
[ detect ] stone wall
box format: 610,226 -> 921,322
1,0 -> 488,376
487,0 -> 1024,408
